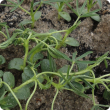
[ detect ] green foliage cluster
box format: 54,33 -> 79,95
0,0 -> 110,110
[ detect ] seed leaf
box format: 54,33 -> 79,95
19,19 -> 32,26
14,85 -> 30,100
103,88 -> 110,101
71,81 -> 84,92
22,66 -> 35,88
0,93 -> 17,109
97,0 -> 102,8
91,13 -> 100,22
8,58 -> 23,70
41,59 -> 51,72
3,72 -> 15,91
0,55 -> 5,65
65,37 -> 79,46
0,70 -> 3,78
0,105 -> 12,110
0,86 -> 5,98
34,11 -> 41,21
91,105 -> 104,110
59,12 -> 71,22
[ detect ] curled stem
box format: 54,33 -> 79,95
51,89 -> 59,110
25,81 -> 37,110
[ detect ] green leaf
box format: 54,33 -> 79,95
76,60 -> 96,64
22,66 -> 44,87
0,93 -> 17,109
54,2 -> 64,11
91,105 -> 104,110
10,5 -> 19,12
72,51 -> 77,61
33,2 -> 40,7
19,19 -> 32,26
68,82 -> 90,98
97,0 -> 102,8
49,47 -> 72,62
28,52 -> 44,63
79,77 -> 94,89
79,0 -> 87,15
3,72 -> 15,91
65,2 -> 78,16
0,55 -> 5,65
77,62 -> 90,76
91,13 -> 100,22
14,86 -> 30,100
41,59 -> 51,72
81,9 -> 100,18
34,11 -> 41,21
103,89 -> 110,101
104,59 -> 108,68
22,66 -> 35,88
59,12 -> 71,22
0,70 -> 3,77
75,51 -> 93,61
76,0 -> 79,15
0,78 -> 3,88
71,81 -> 84,92
0,105 -> 12,110
48,55 -> 56,72
0,86 -> 5,97
8,58 -> 23,70
58,65 -> 69,73
65,37 -> 79,46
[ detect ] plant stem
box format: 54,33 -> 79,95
25,81 -> 37,110
2,82 -> 22,110
23,41 -> 29,69
31,17 -> 35,28
0,31 -> 7,39
34,2 -> 42,14
23,33 -> 32,69
31,2 -> 42,28
57,16 -> 80,49
13,78 -> 34,91
50,30 -> 67,34
92,86 -> 95,105
51,89 -> 59,110
56,32 -> 68,49
19,5 -> 30,15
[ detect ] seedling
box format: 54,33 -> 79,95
0,49 -> 110,110
0,0 -> 109,110
1,0 -> 42,28
54,1 -> 71,21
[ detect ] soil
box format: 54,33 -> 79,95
0,0 -> 110,110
